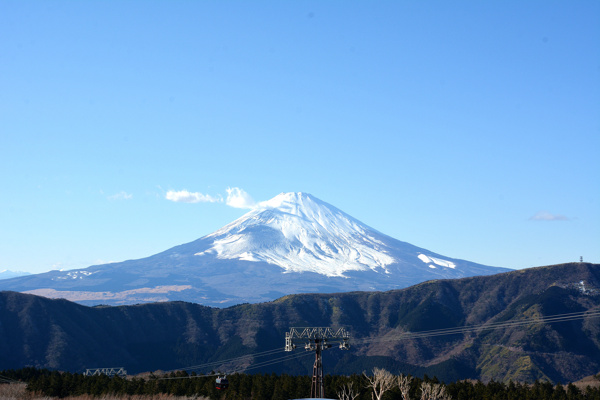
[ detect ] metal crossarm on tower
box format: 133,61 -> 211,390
83,367 -> 127,377
285,327 -> 350,398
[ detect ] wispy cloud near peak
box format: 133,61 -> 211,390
165,190 -> 221,204
226,187 -> 257,209
164,187 -> 258,209
529,211 -> 569,221
108,191 -> 133,201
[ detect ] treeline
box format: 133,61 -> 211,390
2,368 -> 600,400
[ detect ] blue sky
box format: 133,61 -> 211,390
1,1 -> 598,274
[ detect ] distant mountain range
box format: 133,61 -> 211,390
0,262 -> 598,383
0,270 -> 30,280
0,192 -> 509,306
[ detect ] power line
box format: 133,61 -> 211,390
158,308 -> 600,379
230,351 -> 315,374
171,347 -> 285,373
353,309 -> 600,346
158,351 -> 314,380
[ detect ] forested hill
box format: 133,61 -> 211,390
0,262 -> 599,383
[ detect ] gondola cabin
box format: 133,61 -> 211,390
215,376 -> 229,390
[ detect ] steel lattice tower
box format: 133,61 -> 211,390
285,327 -> 350,398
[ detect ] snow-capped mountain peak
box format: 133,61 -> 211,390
0,191 -> 509,307
197,192 -> 395,277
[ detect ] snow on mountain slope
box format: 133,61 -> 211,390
196,192 -> 396,277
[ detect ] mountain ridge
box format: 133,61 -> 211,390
0,262 -> 598,383
0,270 -> 30,280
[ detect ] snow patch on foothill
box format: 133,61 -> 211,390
418,253 -> 456,269
52,270 -> 96,281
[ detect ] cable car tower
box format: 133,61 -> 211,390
285,327 -> 350,398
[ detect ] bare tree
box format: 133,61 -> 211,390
398,374 -> 413,400
338,381 -> 360,400
420,381 -> 451,400
363,367 -> 396,400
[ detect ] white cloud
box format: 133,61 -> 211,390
108,191 -> 133,201
226,187 -> 256,209
164,187 -> 257,209
529,211 -> 569,221
165,190 -> 221,204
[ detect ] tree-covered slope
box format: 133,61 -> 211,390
1,262 -> 598,383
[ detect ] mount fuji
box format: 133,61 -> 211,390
0,192 -> 510,306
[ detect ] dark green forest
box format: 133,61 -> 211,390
2,368 -> 600,400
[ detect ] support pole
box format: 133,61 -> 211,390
311,339 -> 324,398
